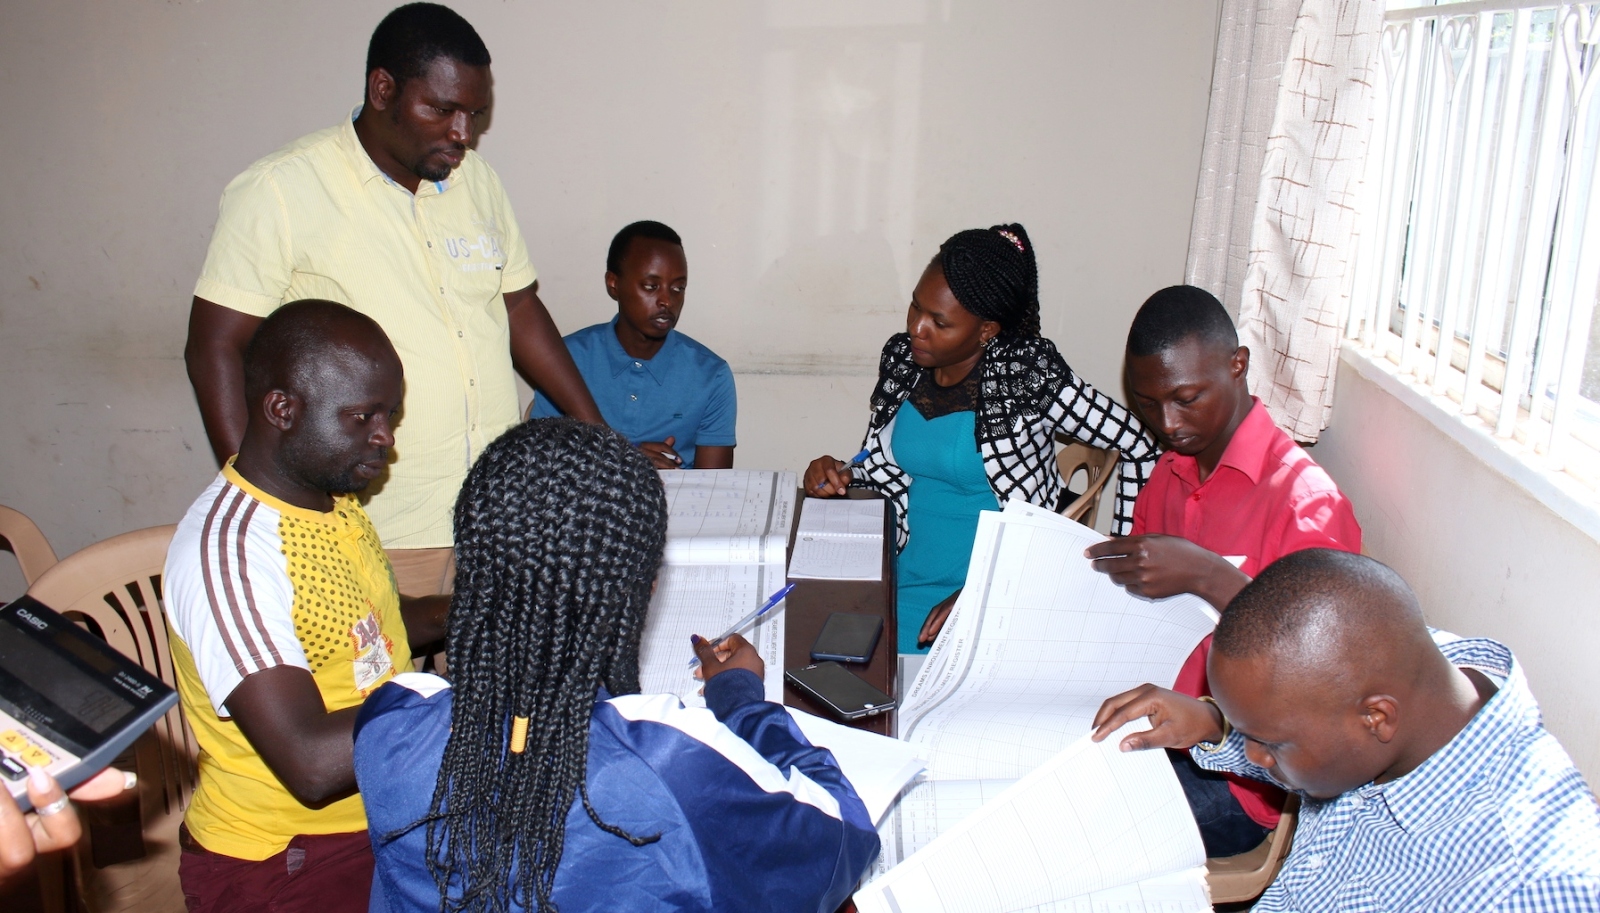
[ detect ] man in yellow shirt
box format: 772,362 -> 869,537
184,3 -> 600,597
165,300 -> 450,913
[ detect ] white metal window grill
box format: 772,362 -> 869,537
1347,0 -> 1600,492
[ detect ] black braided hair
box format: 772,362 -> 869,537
423,417 -> 668,913
938,222 -> 1041,338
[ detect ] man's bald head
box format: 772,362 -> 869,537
234,300 -> 404,506
1207,550 -> 1469,798
243,300 -> 396,406
1215,549 -> 1434,684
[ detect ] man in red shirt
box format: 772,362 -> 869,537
1086,284 -> 1361,856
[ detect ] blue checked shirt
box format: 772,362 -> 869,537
1194,633 -> 1600,911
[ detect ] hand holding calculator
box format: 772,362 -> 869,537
0,597 -> 176,811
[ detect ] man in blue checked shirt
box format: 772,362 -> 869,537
1093,548 -> 1600,911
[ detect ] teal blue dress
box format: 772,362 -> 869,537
891,400 -> 998,653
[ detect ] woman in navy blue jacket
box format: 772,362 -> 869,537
354,418 -> 878,913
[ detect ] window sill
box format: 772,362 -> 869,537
1339,346 -> 1600,545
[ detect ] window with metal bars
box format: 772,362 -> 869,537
1347,1 -> 1600,495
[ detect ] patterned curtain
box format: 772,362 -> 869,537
1188,0 -> 1384,442
1186,0 -> 1300,316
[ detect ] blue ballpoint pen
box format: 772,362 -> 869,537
813,448 -> 872,491
688,583 -> 797,667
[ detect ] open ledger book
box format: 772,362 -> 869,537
859,500 -> 1218,911
788,498 -> 885,581
637,470 -> 796,706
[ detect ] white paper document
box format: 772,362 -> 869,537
899,501 -> 1217,780
637,562 -> 787,704
659,470 -> 796,565
855,725 -> 1207,913
785,707 -> 925,825
857,500 -> 1216,911
638,471 -> 797,705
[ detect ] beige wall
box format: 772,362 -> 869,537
0,0 -> 1219,597
1316,354 -> 1600,779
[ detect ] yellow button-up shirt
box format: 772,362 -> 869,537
194,111 -> 536,548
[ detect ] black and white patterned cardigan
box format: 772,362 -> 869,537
850,334 -> 1160,548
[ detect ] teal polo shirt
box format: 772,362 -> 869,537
531,317 -> 737,468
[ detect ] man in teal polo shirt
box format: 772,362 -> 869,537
532,221 -> 736,469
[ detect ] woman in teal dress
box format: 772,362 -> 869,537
804,224 -> 1159,655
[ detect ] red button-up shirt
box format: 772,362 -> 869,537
1133,399 -> 1362,828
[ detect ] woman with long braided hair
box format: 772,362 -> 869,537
805,223 -> 1160,658
354,418 -> 879,913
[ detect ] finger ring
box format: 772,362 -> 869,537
35,795 -> 70,817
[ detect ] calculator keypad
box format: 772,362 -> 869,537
1,728 -> 57,772
0,715 -> 75,803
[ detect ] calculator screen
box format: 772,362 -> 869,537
0,621 -> 134,736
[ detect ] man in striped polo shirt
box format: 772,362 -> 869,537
164,301 -> 449,913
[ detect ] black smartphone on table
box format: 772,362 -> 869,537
785,661 -> 896,721
810,612 -> 883,663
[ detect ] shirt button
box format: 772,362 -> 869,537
469,379 -> 475,386
633,361 -> 642,368
457,331 -> 464,338
629,394 -> 638,401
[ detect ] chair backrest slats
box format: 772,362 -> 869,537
26,525 -> 196,826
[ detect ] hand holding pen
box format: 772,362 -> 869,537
639,436 -> 682,470
689,633 -> 765,682
689,583 -> 795,667
803,448 -> 871,497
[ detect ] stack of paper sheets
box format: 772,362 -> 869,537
857,723 -> 1208,912
637,470 -> 796,705
861,499 -> 1219,911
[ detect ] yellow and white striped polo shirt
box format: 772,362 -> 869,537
163,462 -> 413,860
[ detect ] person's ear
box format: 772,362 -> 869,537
605,271 -> 621,303
1359,694 -> 1400,743
980,320 -> 1002,345
1230,345 -> 1250,381
367,67 -> 398,113
261,390 -> 302,433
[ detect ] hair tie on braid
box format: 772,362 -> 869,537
938,222 -> 1042,338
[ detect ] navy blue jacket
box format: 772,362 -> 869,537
354,670 -> 880,912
